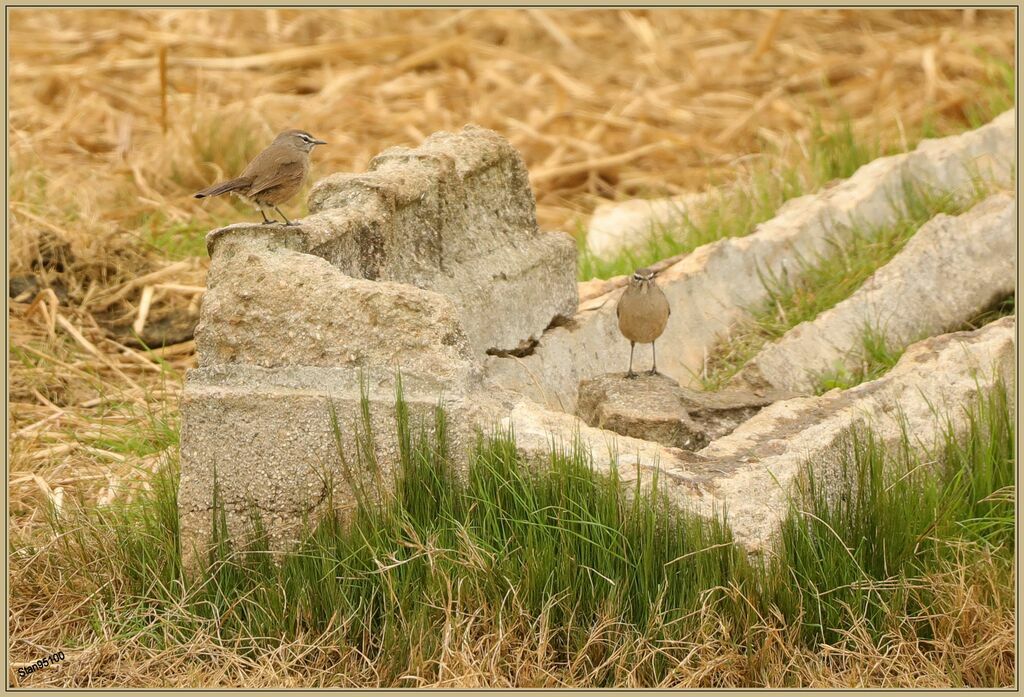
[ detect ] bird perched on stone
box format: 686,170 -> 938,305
616,267 -> 671,378
194,129 -> 327,226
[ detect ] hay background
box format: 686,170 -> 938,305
6,9 -> 1017,687
10,9 -> 1014,236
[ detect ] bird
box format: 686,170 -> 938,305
194,129 -> 327,226
616,267 -> 671,378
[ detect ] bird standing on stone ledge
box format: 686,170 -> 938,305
194,129 -> 327,226
616,267 -> 671,378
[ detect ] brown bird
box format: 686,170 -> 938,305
194,129 -> 327,226
616,267 -> 671,378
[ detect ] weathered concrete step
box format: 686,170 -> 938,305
691,316 -> 1015,552
303,125 -> 578,355
483,110 -> 1015,413
731,192 -> 1015,394
179,364 -> 493,560
181,119 -> 1016,562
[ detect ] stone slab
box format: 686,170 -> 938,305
576,372 -> 792,450
694,316 -> 1015,552
732,193 -> 1015,394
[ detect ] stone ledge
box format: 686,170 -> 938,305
731,192 -> 1015,394
576,372 -> 794,450
693,316 -> 1015,552
196,232 -> 476,379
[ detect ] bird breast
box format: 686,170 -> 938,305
617,284 -> 670,343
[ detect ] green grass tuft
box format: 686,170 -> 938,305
965,55 -> 1015,129
18,377 -> 1014,686
809,113 -> 879,184
141,219 -> 214,260
814,324 -> 907,394
770,383 -> 1014,648
963,294 -> 1015,331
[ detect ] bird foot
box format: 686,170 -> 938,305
647,368 -> 660,376
625,371 -> 638,380
284,221 -> 301,227
260,220 -> 278,226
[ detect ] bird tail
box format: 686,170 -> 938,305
194,177 -> 250,198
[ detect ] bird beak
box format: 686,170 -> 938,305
312,139 -> 327,146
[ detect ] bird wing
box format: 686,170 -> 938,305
241,147 -> 307,197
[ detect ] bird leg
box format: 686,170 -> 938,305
259,207 -> 275,225
648,342 -> 658,376
275,206 -> 299,227
626,341 -> 637,379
